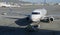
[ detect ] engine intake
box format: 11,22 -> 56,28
50,18 -> 54,21
40,17 -> 54,23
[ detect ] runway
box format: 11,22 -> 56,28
0,5 -> 60,35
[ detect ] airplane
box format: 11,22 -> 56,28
1,8 -> 60,31
26,8 -> 54,23
1,8 -> 60,27
1,8 -> 60,23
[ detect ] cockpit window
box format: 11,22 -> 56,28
32,12 -> 40,14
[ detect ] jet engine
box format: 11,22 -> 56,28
40,16 -> 54,23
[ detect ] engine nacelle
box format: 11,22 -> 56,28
40,16 -> 54,23
50,18 -> 53,21
49,17 -> 54,22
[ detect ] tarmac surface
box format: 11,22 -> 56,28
0,5 -> 60,35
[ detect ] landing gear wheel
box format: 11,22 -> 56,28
25,24 -> 39,32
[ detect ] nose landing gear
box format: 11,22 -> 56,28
25,22 -> 40,32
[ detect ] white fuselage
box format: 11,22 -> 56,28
30,9 -> 47,22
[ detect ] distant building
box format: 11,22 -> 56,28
21,3 -> 33,5
0,2 -> 21,7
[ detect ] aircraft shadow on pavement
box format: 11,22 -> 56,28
0,26 -> 60,35
15,18 -> 32,26
15,17 -> 49,26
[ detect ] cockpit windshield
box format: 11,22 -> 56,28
32,12 -> 40,14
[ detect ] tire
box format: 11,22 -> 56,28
25,25 -> 39,32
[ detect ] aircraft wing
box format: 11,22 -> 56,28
0,12 -> 30,19
19,13 -> 30,16
0,8 -> 30,19
47,15 -> 60,21
0,15 -> 28,19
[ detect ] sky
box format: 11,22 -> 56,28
1,0 -> 60,3
21,0 -> 60,3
